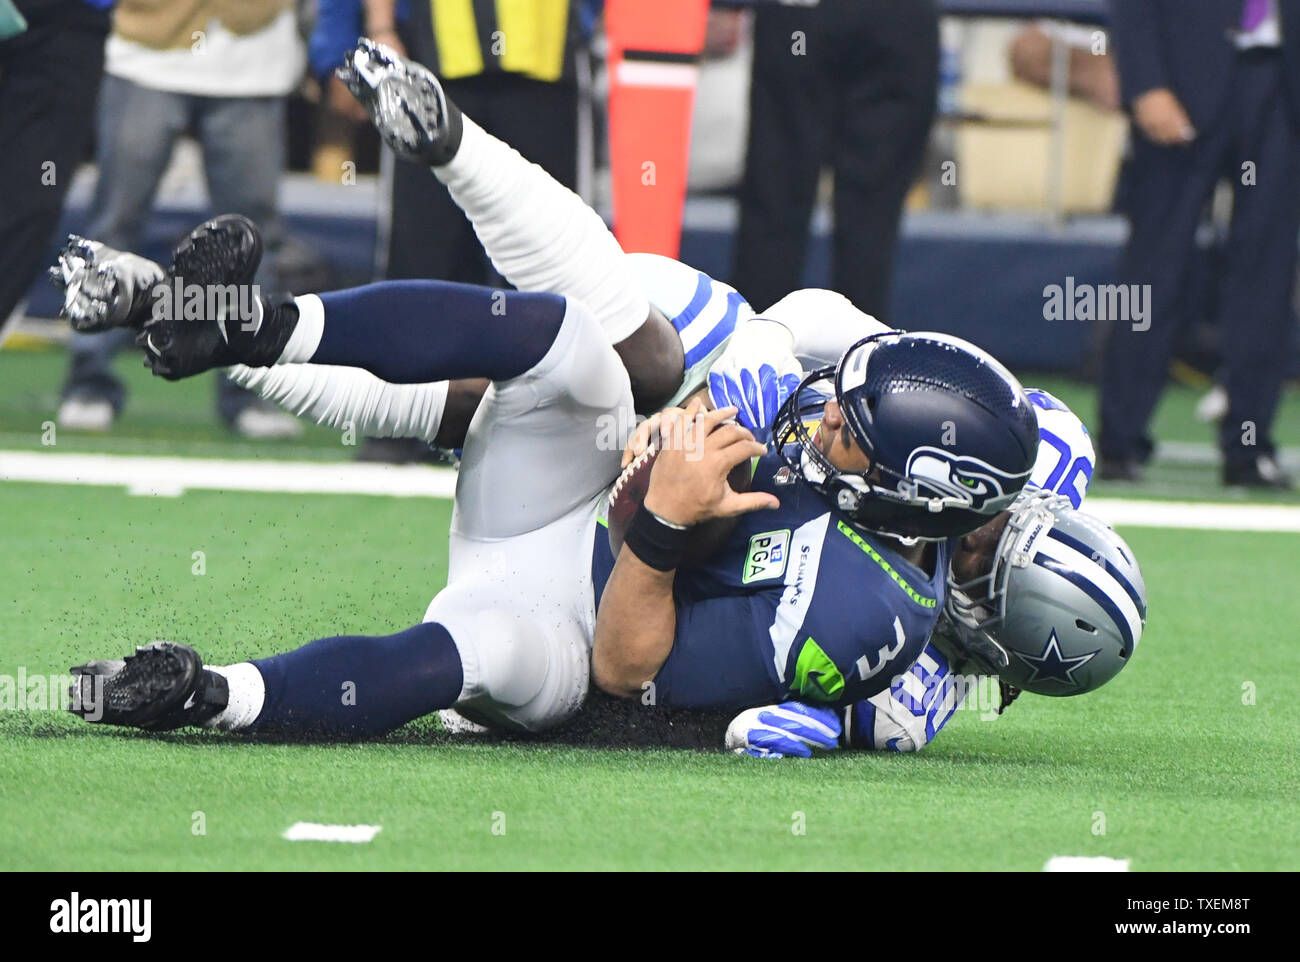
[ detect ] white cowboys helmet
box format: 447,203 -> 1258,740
944,489 -> 1147,696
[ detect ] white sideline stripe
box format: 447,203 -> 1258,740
1087,498 -> 1300,533
3,450 -> 1300,533
1044,855 -> 1129,872
282,822 -> 381,844
0,450 -> 458,499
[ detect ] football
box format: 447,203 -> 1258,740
606,441 -> 753,565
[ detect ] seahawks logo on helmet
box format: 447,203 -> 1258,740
904,446 -> 1023,511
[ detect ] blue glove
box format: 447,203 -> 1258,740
725,701 -> 843,758
708,360 -> 802,433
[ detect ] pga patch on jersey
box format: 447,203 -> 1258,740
742,529 -> 791,584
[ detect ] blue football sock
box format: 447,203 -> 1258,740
312,280 -> 565,383
248,621 -> 463,737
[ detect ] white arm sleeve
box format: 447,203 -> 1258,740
227,363 -> 449,444
751,288 -> 893,368
433,117 -> 650,344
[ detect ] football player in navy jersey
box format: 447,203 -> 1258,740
591,323 -> 1041,712
726,389 -> 1148,759
591,397 -> 955,711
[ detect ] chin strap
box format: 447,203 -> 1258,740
932,607 -> 1010,674
930,613 -> 1021,714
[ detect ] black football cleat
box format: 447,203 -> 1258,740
338,38 -> 463,166
169,212 -> 263,293
69,641 -> 228,731
135,214 -> 261,380
136,215 -> 296,379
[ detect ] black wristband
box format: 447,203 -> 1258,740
624,505 -> 691,572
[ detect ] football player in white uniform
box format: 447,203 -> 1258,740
325,41 -> 1140,755
318,41 -> 1138,751
57,41 -> 1043,739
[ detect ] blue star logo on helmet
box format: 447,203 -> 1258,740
1014,630 -> 1099,688
904,446 -> 1023,511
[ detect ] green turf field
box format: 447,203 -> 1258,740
2,346 -> 1299,870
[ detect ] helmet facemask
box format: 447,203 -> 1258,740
770,364 -> 876,514
770,332 -> 1030,541
942,489 -> 1070,674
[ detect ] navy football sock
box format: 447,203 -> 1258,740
312,280 -> 565,383
248,621 -> 463,737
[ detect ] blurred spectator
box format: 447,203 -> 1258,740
687,7 -> 751,194
312,0 -> 588,462
313,0 -> 585,283
1099,0 -> 1300,488
1009,21 -> 1118,112
0,0 -> 113,337
732,0 -> 938,317
57,0 -> 305,439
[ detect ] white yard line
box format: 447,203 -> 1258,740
3,449 -> 1300,533
0,449 -> 457,499
1086,498 -> 1300,533
282,822 -> 382,843
1044,855 -> 1129,872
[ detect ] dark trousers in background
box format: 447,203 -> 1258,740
0,1 -> 109,329
380,73 -> 579,283
733,0 -> 938,317
1100,51 -> 1300,467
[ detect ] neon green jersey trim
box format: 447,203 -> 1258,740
835,520 -> 938,609
791,637 -> 845,702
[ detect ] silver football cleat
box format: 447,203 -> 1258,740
51,235 -> 166,333
337,37 -> 463,166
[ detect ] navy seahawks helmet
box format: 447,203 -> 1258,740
944,489 -> 1148,696
771,332 -> 1039,540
